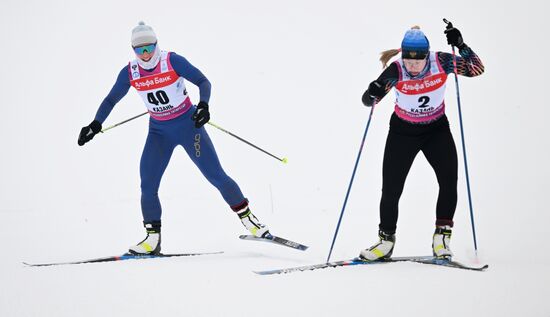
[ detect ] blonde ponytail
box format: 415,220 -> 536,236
380,48 -> 401,68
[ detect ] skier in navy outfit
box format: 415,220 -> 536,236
359,24 -> 484,261
78,22 -> 269,255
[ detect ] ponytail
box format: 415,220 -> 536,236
380,48 -> 401,68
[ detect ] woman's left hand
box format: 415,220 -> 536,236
444,26 -> 464,48
193,101 -> 210,128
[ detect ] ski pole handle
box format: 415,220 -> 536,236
443,18 -> 458,73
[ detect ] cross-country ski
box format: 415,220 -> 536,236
23,251 -> 223,267
255,256 -> 488,275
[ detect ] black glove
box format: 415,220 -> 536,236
78,120 -> 102,146
362,80 -> 385,107
444,25 -> 465,49
368,80 -> 386,98
192,101 -> 210,128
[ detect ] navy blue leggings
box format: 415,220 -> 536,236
140,108 -> 246,223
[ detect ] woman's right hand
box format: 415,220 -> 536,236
78,120 -> 102,146
362,80 -> 386,107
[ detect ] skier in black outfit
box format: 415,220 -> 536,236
359,24 -> 484,261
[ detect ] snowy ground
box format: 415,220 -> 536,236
1,0 -> 548,316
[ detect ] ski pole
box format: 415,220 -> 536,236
98,111 -> 288,164
443,18 -> 479,253
326,105 -> 375,262
100,111 -> 148,133
207,121 -> 288,164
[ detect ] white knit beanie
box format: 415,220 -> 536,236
131,21 -> 157,47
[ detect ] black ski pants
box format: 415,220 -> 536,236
379,113 -> 458,234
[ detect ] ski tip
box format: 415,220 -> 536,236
463,263 -> 489,271
22,261 -> 48,267
22,262 -> 51,267
293,244 -> 309,251
199,251 -> 224,256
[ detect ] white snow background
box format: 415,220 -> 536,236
0,0 -> 548,316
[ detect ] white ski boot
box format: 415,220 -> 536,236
237,207 -> 270,238
432,225 -> 453,258
359,230 -> 395,261
129,223 -> 161,255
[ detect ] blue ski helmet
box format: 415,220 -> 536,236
401,27 -> 429,59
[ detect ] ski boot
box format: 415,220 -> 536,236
128,222 -> 161,255
236,206 -> 270,238
432,225 -> 453,258
359,230 -> 395,261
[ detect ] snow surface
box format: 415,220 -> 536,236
1,0 -> 548,316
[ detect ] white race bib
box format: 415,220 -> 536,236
394,52 -> 448,123
129,51 -> 192,121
